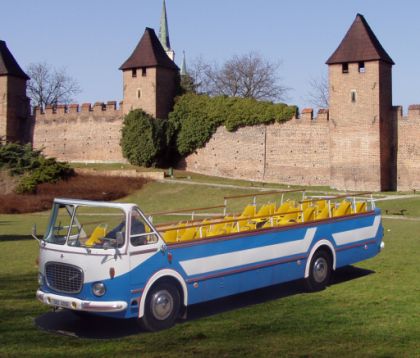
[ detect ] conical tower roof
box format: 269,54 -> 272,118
0,40 -> 29,80
326,14 -> 394,65
119,27 -> 178,71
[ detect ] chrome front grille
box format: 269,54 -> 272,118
45,262 -> 83,294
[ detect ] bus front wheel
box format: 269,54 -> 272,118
140,281 -> 180,331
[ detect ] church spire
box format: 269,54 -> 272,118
159,0 -> 175,60
180,51 -> 187,76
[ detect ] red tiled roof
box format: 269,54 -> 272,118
0,40 -> 29,80
119,27 -> 178,71
326,14 -> 394,65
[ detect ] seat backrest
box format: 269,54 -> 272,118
162,229 -> 178,243
316,200 -> 326,210
275,201 -> 290,215
302,207 -> 315,222
333,200 -> 352,217
355,201 -> 367,213
241,205 -> 256,218
315,205 -> 329,220
180,227 -> 197,241
86,224 -> 107,246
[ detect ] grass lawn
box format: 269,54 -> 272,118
0,176 -> 419,357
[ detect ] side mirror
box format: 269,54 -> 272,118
31,224 -> 40,242
116,232 -> 124,247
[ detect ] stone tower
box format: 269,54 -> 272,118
0,40 -> 30,143
327,14 -> 396,191
120,27 -> 179,119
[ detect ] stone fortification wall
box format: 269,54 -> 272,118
30,101 -> 420,192
183,109 -> 331,186
396,105 -> 420,191
32,101 -> 126,163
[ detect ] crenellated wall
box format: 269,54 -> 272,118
28,102 -> 420,191
396,104 -> 420,190
32,101 -> 126,163
182,109 -> 331,186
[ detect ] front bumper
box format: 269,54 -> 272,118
36,290 -> 128,312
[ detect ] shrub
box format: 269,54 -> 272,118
168,93 -> 297,156
121,110 -> 168,167
0,142 -> 74,193
0,175 -> 148,214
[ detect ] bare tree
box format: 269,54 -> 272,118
307,73 -> 329,109
26,62 -> 81,108
187,56 -> 213,95
190,52 -> 289,102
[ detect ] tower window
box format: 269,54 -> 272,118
358,62 -> 365,73
137,88 -> 142,99
132,69 -> 137,78
351,90 -> 357,103
342,63 -> 349,73
142,68 -> 147,77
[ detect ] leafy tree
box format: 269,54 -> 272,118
26,62 -> 81,108
120,110 -> 168,167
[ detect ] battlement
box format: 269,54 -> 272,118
393,104 -> 420,121
297,108 -> 329,122
33,101 -> 123,118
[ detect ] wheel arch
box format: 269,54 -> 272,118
139,269 -> 188,318
304,239 -> 336,278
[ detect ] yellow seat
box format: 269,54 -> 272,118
333,200 -> 352,217
162,229 -> 178,243
315,205 -> 329,220
301,207 -> 315,222
355,201 -> 367,213
315,200 -> 326,210
207,221 -> 228,237
275,201 -> 291,215
301,201 -> 310,211
241,205 -> 256,218
86,224 -> 107,246
277,211 -> 299,226
253,203 -> 275,223
179,227 -> 197,241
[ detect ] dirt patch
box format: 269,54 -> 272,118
0,170 -> 19,195
0,174 -> 148,214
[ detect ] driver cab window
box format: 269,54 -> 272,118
130,210 -> 158,246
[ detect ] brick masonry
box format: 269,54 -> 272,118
32,102 -> 126,163
182,112 -> 331,187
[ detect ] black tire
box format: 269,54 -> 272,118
140,281 -> 180,332
304,249 -> 332,292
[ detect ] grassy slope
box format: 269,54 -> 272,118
0,177 -> 419,357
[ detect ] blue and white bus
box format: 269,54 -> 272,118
36,190 -> 384,331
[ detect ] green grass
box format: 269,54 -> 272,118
0,175 -> 419,356
376,196 -> 420,217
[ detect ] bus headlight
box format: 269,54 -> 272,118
38,273 -> 43,286
92,282 -> 106,297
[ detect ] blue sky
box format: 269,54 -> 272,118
1,0 -> 419,112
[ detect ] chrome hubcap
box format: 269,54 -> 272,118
313,257 -> 328,283
151,290 -> 173,320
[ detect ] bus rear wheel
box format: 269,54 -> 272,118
305,249 -> 332,292
140,282 -> 180,331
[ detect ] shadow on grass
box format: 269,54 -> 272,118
0,235 -> 33,242
34,265 -> 374,339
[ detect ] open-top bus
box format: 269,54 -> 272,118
35,190 -> 384,331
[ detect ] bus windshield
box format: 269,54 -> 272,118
43,203 -> 127,249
